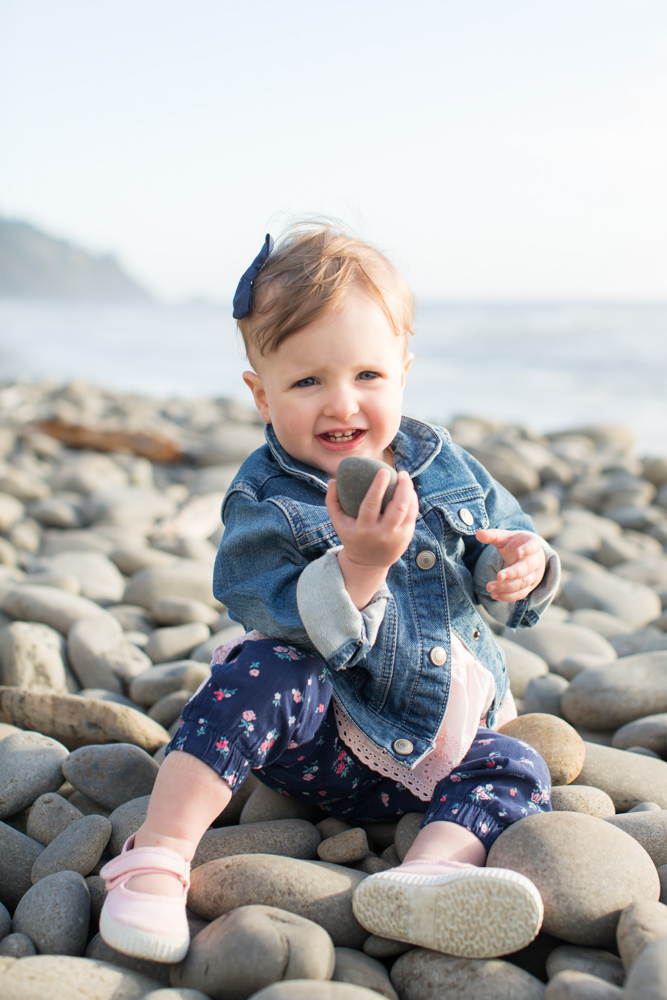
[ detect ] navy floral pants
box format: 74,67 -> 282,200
165,639 -> 551,851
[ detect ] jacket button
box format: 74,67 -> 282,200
393,738 -> 414,755
472,627 -> 481,640
429,646 -> 447,665
458,508 -> 475,526
416,550 -> 436,570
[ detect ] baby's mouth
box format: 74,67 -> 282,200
318,429 -> 366,445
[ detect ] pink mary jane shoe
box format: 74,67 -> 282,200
99,835 -> 191,963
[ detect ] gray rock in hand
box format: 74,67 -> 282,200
335,457 -> 398,518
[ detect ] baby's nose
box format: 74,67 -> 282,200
323,386 -> 359,420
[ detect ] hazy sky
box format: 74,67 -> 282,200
2,0 -> 666,302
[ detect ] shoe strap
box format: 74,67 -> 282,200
100,847 -> 191,891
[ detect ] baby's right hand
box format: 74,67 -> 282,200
327,469 -> 419,571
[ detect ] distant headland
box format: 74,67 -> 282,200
0,216 -> 151,301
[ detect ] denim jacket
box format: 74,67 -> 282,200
213,416 -> 560,769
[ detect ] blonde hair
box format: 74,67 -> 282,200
238,222 -> 415,359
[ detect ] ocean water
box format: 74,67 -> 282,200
1,299 -> 666,453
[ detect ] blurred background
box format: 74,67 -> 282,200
1,0 -> 666,449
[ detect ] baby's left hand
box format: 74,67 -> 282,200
476,529 -> 546,603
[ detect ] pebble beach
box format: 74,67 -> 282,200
1,379 -> 667,1000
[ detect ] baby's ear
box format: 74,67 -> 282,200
402,351 -> 415,383
243,371 -> 270,423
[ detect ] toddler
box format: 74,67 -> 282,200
100,224 -> 560,964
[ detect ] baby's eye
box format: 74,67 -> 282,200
357,371 -> 380,381
293,376 -> 317,388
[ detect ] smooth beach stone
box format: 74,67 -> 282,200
613,556 -> 667,589
567,609 -> 634,639
628,801 -> 663,811
496,637 -> 548,698
466,443 -> 541,497
390,948 -> 545,1000
561,652 -> 667,731
107,604 -> 156,633
34,551 -> 125,603
0,932 -> 37,957
546,945 -> 625,986
622,938 -> 667,998
148,689 -> 192,728
612,714 -> 667,756
0,492 -> 24,531
86,875 -> 107,925
144,623 -> 211,664
140,992 -> 211,1000
68,615 -> 152,693
0,821 -> 44,909
0,621 -> 68,691
543,969 -> 623,998
0,730 -> 69,818
394,811 -> 423,861
318,827 -> 370,864
351,856 -> 391,874
195,422 -> 266,466
192,818 -> 321,868
380,845 -> 401,867
604,812 -> 667,868
0,898 -> 11,939
616,899 -> 667,971
248,983 -> 397,1000
49,453 -> 129,494
110,546 -> 179,576
333,947 -> 398,1000
362,934 -> 412,959
335,457 -> 398,518
187,854 -> 368,948
559,570 -> 662,629
0,721 -> 21,741
1,584 -> 109,634
550,785 -> 615,818
13,870 -> 90,956
554,653 -> 616,682
31,814 -> 111,881
63,743 -> 159,810
498,714 -> 585,786
77,688 -> 141,708
85,486 -> 177,527
0,466 -> 50,502
171,904 -> 335,998
609,627 -> 667,658
123,561 -> 219,613
68,791 -> 111,817
487,812 -> 660,947
84,935 -> 171,986
190,625 -> 246,665
0,688 -> 170,752
153,597 -> 219,627
0,955 -> 162,1000
108,796 -> 151,855
27,792 -> 84,845
240,782 -> 324,825
129,660 -> 210,707
505,622 -> 617,672
522,674 -> 569,718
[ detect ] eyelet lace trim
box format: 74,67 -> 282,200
332,632 -> 507,802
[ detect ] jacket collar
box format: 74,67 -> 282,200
264,416 -> 443,490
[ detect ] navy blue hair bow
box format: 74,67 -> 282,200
232,233 -> 274,319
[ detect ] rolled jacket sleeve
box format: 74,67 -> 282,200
296,547 -> 390,669
214,489 -> 389,671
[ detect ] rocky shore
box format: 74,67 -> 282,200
1,380 -> 667,1000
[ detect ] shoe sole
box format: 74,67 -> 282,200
99,907 -> 189,964
352,868 -> 543,958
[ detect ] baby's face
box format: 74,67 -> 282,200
243,286 -> 413,477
